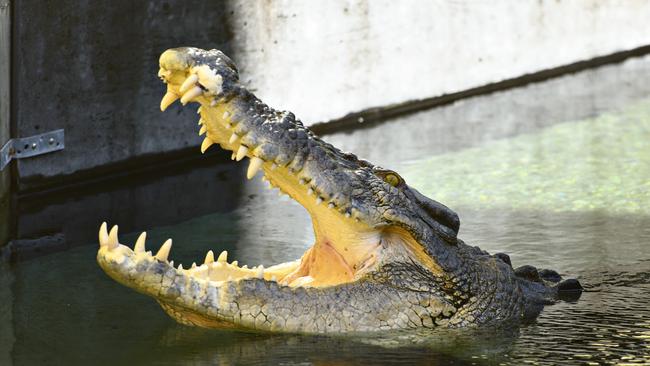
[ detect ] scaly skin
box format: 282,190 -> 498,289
96,47 -> 582,334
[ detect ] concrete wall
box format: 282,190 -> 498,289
228,0 -> 650,124
0,0 -> 10,248
10,0 -> 650,190
13,0 -> 233,190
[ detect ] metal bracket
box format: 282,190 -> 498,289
0,129 -> 65,171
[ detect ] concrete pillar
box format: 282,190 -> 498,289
0,0 -> 10,248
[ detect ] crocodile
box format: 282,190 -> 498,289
96,47 -> 582,333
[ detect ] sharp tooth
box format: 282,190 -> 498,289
328,203 -> 335,209
108,225 -> 119,249
247,157 -> 264,179
204,250 -> 215,264
198,119 -> 203,125
99,222 -> 109,247
228,133 -> 238,144
217,250 -> 228,263
199,125 -> 207,136
197,106 -> 202,114
201,138 -> 215,153
134,232 -> 146,253
155,239 -> 172,261
256,265 -> 265,279
160,91 -> 179,111
345,212 -> 351,218
316,197 -> 323,205
307,188 -> 314,196
231,152 -> 236,160
157,68 -> 171,79
271,276 -> 277,282
178,263 -> 184,270
169,260 -> 174,267
231,260 -> 238,266
242,265 -> 248,269
236,145 -> 249,161
179,74 -> 199,93
180,86 -> 202,105
191,262 -> 197,269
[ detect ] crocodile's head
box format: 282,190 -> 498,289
97,48 -> 577,333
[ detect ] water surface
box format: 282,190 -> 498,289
2,56 -> 650,365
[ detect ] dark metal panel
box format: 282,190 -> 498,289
13,0 -> 232,190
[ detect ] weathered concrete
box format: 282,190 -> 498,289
13,0 -> 233,190
0,0 -> 11,248
227,1 -> 650,124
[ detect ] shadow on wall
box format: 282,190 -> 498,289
13,0 -> 234,190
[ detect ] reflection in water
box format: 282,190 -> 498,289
3,55 -> 650,364
5,210 -> 650,365
403,100 -> 650,215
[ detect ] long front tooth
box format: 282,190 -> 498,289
157,68 -> 171,79
201,138 -> 214,153
231,152 -> 236,160
108,225 -> 119,249
179,74 -> 198,94
99,222 -> 109,247
134,232 -> 147,253
236,145 -> 248,161
199,125 -> 207,136
155,239 -> 172,261
256,265 -> 265,279
180,86 -> 202,105
217,250 -> 228,263
204,250 -> 215,264
160,91 -> 179,111
228,133 -> 239,144
247,157 -> 264,179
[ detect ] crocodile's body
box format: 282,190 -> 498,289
96,47 -> 581,333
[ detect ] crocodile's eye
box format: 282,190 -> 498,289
384,173 -> 401,187
373,168 -> 404,187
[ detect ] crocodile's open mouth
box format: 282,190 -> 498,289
97,49 -> 407,299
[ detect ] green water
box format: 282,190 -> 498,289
404,100 -> 650,214
3,57 -> 650,365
